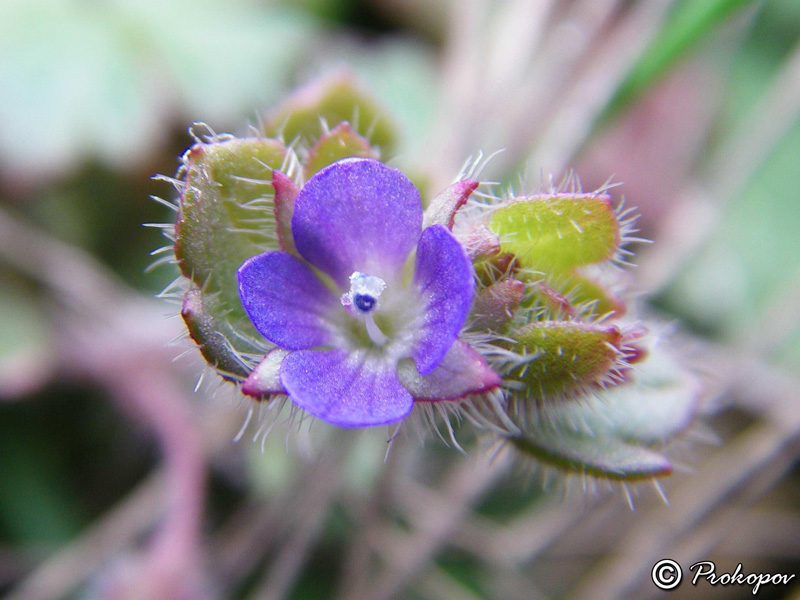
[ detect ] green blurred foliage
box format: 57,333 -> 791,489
660,0 -> 800,367
0,0 -> 314,178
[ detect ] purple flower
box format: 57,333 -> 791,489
237,158 -> 500,427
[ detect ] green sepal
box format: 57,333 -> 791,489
471,279 -> 525,332
181,290 -> 255,381
505,427 -> 672,481
560,271 -> 626,318
262,71 -> 398,155
508,321 -> 622,399
303,122 -> 377,179
488,193 -> 619,272
528,282 -> 575,320
175,136 -> 286,328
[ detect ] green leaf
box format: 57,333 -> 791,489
546,345 -> 701,445
303,122 -> 377,179
262,71 -> 398,156
488,194 -> 619,272
504,344 -> 699,480
508,321 -> 623,399
505,427 -> 673,481
604,0 -> 759,118
175,136 -> 286,329
0,285 -> 51,398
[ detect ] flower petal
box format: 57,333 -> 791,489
291,158 -> 422,287
281,349 -> 413,427
412,225 -> 475,374
238,252 -> 335,350
398,340 -> 501,401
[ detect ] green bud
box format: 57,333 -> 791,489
262,71 -> 398,155
303,122 -> 376,179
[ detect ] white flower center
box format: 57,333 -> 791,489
343,271 -> 386,314
341,272 -> 389,346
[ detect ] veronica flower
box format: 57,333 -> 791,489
237,158 -> 500,427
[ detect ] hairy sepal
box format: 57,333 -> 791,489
539,270 -> 627,319
471,279 -> 525,331
272,170 -> 300,254
508,321 -> 624,400
458,223 -> 501,263
423,179 -> 478,230
181,290 -> 254,381
242,348 -> 289,399
397,340 -> 501,402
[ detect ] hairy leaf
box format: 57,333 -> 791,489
489,194 -> 619,272
506,427 -> 673,480
547,345 -> 701,444
508,321 -> 623,399
175,136 -> 286,327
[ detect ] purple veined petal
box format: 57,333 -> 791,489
281,349 -> 413,427
238,251 -> 336,350
398,340 -> 501,401
291,158 -> 423,287
412,225 -> 475,375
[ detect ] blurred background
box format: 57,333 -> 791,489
1,0 -> 799,598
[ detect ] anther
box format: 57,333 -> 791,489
342,272 -> 386,314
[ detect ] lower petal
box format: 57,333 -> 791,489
281,349 -> 413,427
238,251 -> 335,350
398,340 -> 501,401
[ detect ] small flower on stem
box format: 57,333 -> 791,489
237,158 -> 500,427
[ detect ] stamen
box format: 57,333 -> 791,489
342,271 -> 390,346
365,313 -> 389,346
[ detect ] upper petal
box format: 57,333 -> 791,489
238,251 -> 336,350
281,349 -> 413,427
412,225 -> 475,375
291,158 -> 423,287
